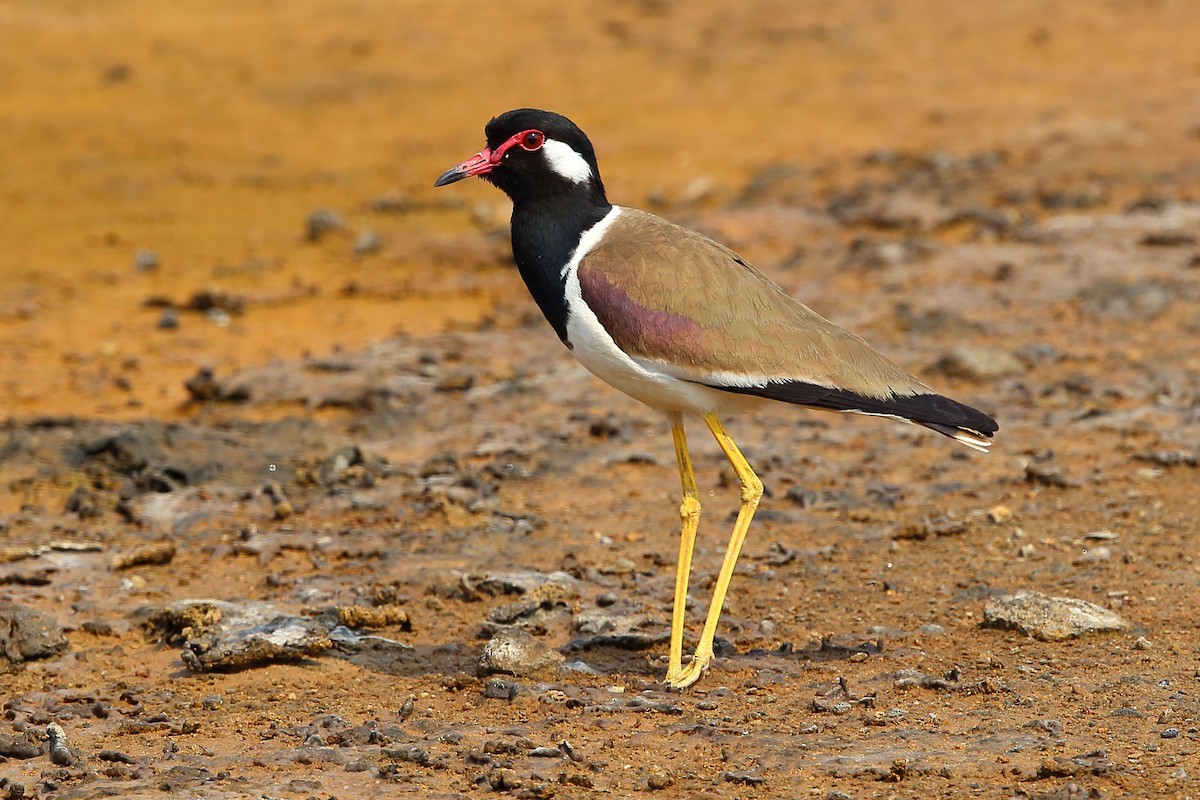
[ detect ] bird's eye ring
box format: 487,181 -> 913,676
519,130 -> 545,151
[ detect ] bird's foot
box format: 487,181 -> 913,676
664,651 -> 712,690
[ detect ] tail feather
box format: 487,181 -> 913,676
710,380 -> 998,451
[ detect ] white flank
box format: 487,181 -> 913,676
542,139 -> 593,184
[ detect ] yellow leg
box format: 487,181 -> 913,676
667,411 -> 763,689
665,411 -> 702,684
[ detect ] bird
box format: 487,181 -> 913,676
434,109 -> 998,689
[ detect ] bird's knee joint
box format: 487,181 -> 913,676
679,495 -> 702,521
741,476 -> 764,505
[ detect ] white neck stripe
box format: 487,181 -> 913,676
542,139 -> 593,184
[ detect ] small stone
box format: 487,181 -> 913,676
478,627 -> 564,679
434,369 -> 475,393
306,209 -> 343,242
157,309 -> 180,330
931,346 -> 1026,381
133,249 -> 159,272
982,590 -> 1128,641
489,768 -> 522,791
646,765 -> 676,790
1161,727 -> 1180,739
483,677 -> 519,700
987,505 -> 1014,524
353,231 -> 381,256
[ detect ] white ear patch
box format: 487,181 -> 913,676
542,139 -> 593,184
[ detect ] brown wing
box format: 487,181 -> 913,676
576,208 -> 931,400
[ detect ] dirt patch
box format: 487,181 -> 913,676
2,2 -> 1199,798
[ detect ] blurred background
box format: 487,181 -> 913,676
2,0 -> 1198,420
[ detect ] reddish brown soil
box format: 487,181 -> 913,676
2,2 -> 1200,798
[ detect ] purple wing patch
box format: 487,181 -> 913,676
578,268 -> 708,361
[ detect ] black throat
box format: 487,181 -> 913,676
509,191 -> 612,345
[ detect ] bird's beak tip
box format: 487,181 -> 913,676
434,150 -> 494,188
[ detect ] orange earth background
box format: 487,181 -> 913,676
3,1 -> 1200,798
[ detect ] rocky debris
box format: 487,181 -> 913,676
982,590 -> 1128,641
1078,279 -> 1174,322
893,515 -> 969,540
184,366 -> 249,403
299,444 -> 391,488
0,601 -> 69,669
566,604 -> 660,652
187,345 -> 433,410
477,627 -> 565,679
72,425 -> 224,495
930,346 -> 1026,381
111,540 -> 176,570
1024,453 -> 1082,488
180,616 -> 331,672
892,668 -> 1008,695
1133,449 -> 1200,468
319,604 -> 411,631
144,599 -> 331,672
184,289 -> 246,318
0,732 -> 42,759
466,570 -> 583,601
480,572 -> 580,632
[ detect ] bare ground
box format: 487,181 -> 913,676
2,2 -> 1200,798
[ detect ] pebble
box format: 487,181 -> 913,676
983,590 -> 1128,641
133,249 -> 159,272
931,346 -> 1026,381
353,231 -> 381,256
987,505 -> 1014,524
646,765 -> 676,790
156,309 -> 180,330
483,678 -> 519,700
478,627 -> 565,679
306,209 -> 343,242
1161,728 -> 1180,739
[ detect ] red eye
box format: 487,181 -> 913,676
519,130 -> 545,151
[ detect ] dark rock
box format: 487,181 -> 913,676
1139,231 -> 1196,247
0,733 -> 42,759
0,602 -> 69,668
483,678 -> 519,700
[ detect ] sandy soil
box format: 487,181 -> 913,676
2,1 -> 1200,797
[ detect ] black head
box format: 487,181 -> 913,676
434,108 -> 607,206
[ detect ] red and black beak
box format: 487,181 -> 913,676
434,148 -> 497,187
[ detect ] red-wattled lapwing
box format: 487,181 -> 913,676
435,109 -> 998,689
